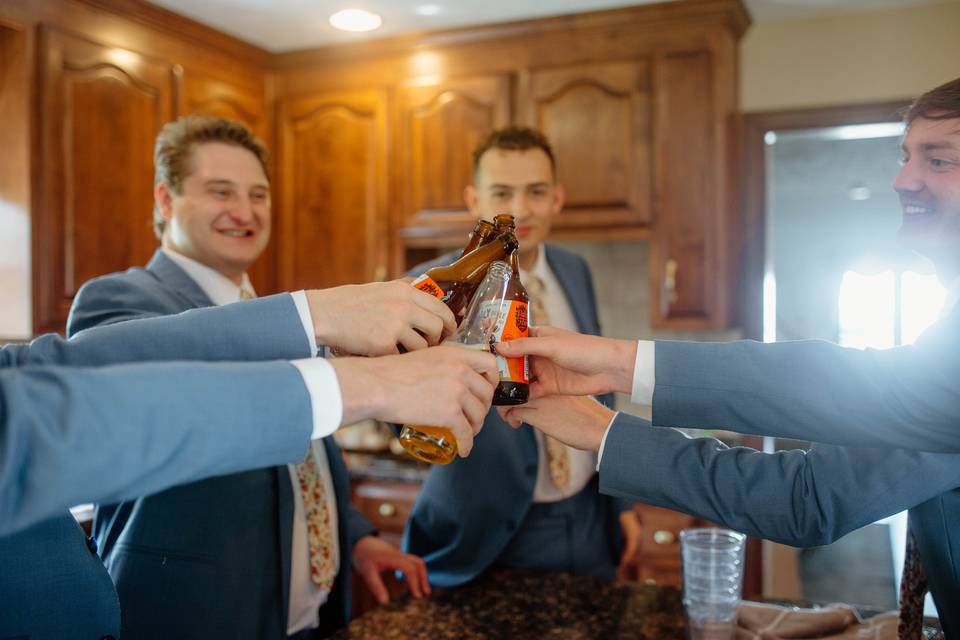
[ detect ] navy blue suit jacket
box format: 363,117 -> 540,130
1,294 -> 316,639
600,308 -> 960,635
67,251 -> 375,640
401,245 -> 632,586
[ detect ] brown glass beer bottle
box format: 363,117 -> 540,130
461,218 -> 497,255
411,231 -> 518,323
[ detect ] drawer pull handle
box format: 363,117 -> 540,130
644,578 -> 657,585
378,502 -> 397,518
653,530 -> 675,545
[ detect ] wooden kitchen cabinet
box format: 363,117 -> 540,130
6,0 -> 273,334
522,59 -> 653,232
277,88 -> 390,290
397,74 -> 511,229
274,0 -> 748,330
34,26 -> 173,334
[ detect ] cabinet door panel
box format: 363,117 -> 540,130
177,69 -> 267,140
650,51 -> 714,326
37,27 -> 172,334
526,60 -> 652,230
399,75 -> 510,227
279,90 -> 388,290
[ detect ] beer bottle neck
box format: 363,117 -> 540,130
449,232 -> 516,275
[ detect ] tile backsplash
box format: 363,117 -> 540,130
554,240 -> 742,416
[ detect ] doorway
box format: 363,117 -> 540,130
741,102 -> 940,616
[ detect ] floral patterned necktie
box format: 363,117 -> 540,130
296,450 -> 337,590
525,274 -> 570,491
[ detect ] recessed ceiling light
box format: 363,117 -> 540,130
415,4 -> 442,16
329,9 -> 382,32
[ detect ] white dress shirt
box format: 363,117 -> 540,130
520,245 -> 599,502
162,248 -> 339,634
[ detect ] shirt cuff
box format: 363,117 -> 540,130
631,340 -> 655,405
290,358 -> 343,439
596,411 -> 620,471
290,291 -> 319,358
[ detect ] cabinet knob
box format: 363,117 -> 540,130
664,258 -> 679,305
653,529 -> 675,545
377,502 -> 397,518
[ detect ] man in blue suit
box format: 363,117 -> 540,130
62,116 -> 462,639
402,127 -> 640,587
497,77 -> 960,636
1,293 -> 498,639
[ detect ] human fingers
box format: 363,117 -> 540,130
407,308 -> 445,346
360,564 -> 389,605
409,286 -> 457,336
396,327 -> 429,353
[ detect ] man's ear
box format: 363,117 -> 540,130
552,183 -> 566,214
155,182 -> 175,222
463,184 -> 479,214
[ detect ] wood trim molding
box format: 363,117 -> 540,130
274,0 -> 750,69
738,100 -> 913,339
74,0 -> 270,65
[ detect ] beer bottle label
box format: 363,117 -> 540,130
488,299 -> 529,383
411,274 -> 445,299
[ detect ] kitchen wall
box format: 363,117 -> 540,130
741,0 -> 960,112
556,240 -> 742,415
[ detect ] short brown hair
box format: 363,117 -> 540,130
153,116 -> 270,238
904,76 -> 960,126
472,126 -> 557,179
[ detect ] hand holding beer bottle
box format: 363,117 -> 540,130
399,261 -> 513,464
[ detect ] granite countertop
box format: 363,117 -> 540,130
329,569 -> 686,639
330,569 -> 945,640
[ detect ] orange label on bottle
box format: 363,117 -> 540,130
411,274 -> 445,300
492,300 -> 529,383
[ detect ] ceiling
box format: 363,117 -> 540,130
147,0 -> 948,52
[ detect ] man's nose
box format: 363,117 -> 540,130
228,197 -> 256,223
893,159 -> 923,193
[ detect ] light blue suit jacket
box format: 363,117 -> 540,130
67,250 -> 374,640
1,293 -> 315,639
402,245 -> 631,586
599,308 -> 960,636
652,306 -> 960,452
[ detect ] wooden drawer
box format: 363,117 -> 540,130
350,479 -> 420,541
636,504 -> 696,559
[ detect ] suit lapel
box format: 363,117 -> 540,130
277,466 -> 294,629
146,250 -> 215,309
543,245 -> 596,335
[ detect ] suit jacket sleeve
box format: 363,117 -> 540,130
346,504 -> 377,549
0,360 -> 313,538
598,413 -> 960,546
652,310 -> 960,452
0,295 -> 311,369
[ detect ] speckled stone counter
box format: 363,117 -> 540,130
328,569 -> 687,640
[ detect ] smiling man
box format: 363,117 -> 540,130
66,117 -> 432,640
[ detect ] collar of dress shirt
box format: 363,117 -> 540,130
943,274 -> 960,318
161,247 -> 255,306
518,243 -> 549,282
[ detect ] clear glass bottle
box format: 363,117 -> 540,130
399,261 -> 512,464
